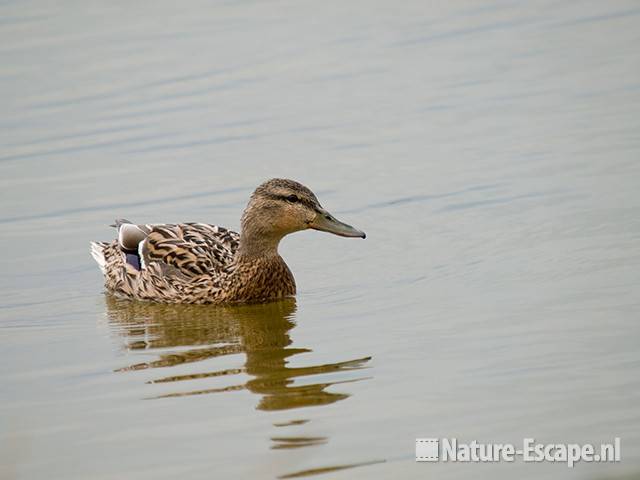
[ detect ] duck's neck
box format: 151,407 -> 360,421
236,223 -> 284,261
227,228 -> 296,303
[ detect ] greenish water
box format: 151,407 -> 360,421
1,1 -> 640,479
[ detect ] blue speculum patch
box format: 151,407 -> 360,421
125,253 -> 141,270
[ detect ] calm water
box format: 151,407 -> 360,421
1,1 -> 640,479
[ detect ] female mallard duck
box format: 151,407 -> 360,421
90,178 -> 365,304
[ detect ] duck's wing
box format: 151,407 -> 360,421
141,223 -> 240,277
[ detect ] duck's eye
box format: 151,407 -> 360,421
286,194 -> 299,203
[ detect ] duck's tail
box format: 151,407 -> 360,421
90,241 -> 108,274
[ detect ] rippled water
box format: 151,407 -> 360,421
2,1 -> 640,479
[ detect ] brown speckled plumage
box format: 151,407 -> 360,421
91,178 -> 365,304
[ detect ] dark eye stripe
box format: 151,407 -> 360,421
263,192 -> 319,211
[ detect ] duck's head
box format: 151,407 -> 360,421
239,178 -> 365,255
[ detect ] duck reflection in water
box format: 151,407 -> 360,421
106,296 -> 371,411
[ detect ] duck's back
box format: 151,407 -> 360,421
91,221 -> 240,303
144,223 -> 239,274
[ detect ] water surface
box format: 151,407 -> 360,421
1,1 -> 639,479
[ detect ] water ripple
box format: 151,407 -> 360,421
0,186 -> 245,225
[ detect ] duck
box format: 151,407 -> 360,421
90,178 -> 365,304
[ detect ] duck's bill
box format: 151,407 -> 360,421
308,209 -> 366,239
